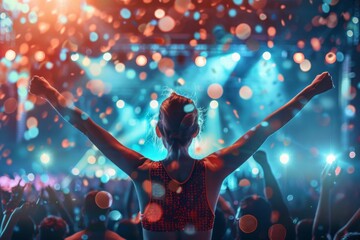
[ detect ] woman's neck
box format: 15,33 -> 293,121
165,147 -> 191,161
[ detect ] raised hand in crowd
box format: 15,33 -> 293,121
253,150 -> 296,240
312,163 -> 338,240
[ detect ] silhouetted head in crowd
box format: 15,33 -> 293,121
235,195 -> 272,240
39,216 -> 68,240
83,190 -> 113,230
156,92 -> 199,151
11,216 -> 36,240
296,218 -> 313,240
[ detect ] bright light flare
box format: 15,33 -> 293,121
279,153 -> 289,165
326,154 -> 336,164
232,52 -> 241,62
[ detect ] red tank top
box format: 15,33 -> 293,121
141,159 -> 215,232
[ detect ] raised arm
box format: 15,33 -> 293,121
45,186 -> 75,234
313,164 -> 337,240
253,150 -> 296,240
29,76 -> 145,175
206,72 -> 334,177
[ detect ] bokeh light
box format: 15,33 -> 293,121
207,84 -> 224,99
116,100 -> 125,109
155,9 -> 165,19
325,52 -> 336,64
95,191 -> 113,209
158,16 -> 176,32
239,214 -> 258,233
300,59 -> 311,72
280,153 -> 289,165
40,153 -> 50,164
5,49 -> 16,61
239,86 -> 253,100
136,55 -> 148,66
195,56 -> 207,67
150,100 -> 159,109
235,23 -> 251,40
293,52 -> 305,64
210,100 -> 219,109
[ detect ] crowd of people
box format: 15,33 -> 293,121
0,151 -> 359,240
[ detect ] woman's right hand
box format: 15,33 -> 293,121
29,75 -> 52,97
311,72 -> 334,95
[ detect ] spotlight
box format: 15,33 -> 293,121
232,52 -> 241,62
279,153 -> 289,165
326,154 -> 336,164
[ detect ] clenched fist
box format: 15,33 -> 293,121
311,72 -> 334,95
29,76 -> 52,97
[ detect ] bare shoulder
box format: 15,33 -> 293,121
129,158 -> 154,181
137,158 -> 154,170
202,154 -> 224,173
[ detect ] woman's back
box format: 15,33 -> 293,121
132,158 -> 217,240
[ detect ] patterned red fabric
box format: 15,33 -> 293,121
141,160 -> 215,232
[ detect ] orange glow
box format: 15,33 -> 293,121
325,52 -> 336,64
26,117 -> 38,129
310,38 -> 321,51
34,51 -> 46,62
207,83 -> 223,99
235,23 -> 251,40
267,26 -> 276,37
136,55 -> 148,66
152,52 -> 162,62
158,16 -> 176,32
154,9 -> 165,19
239,214 -> 258,233
139,72 -> 147,80
293,52 -> 305,63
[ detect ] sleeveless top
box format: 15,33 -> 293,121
141,159 -> 215,232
